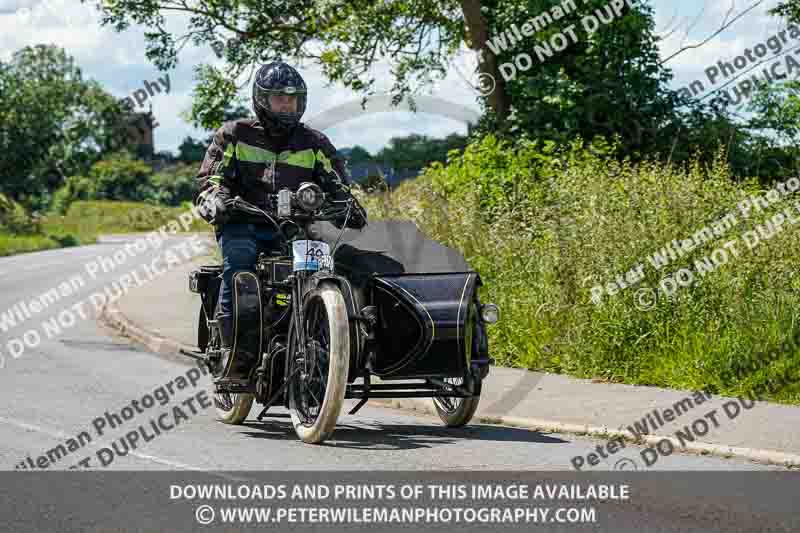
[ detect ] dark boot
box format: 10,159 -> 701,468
214,314 -> 234,376
218,315 -> 234,350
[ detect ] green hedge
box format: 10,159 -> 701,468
355,135 -> 800,404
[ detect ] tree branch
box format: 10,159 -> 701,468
660,0 -> 764,65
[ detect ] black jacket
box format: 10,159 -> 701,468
195,118 -> 366,229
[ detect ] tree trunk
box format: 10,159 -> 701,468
460,0 -> 510,122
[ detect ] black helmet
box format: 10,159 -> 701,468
252,61 -> 307,136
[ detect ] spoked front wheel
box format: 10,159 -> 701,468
287,282 -> 350,444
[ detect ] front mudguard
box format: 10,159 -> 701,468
304,271 -> 362,381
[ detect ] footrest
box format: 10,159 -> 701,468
212,378 -> 254,394
179,348 -> 207,361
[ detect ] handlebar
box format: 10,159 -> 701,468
220,184 -> 365,255
224,195 -> 345,222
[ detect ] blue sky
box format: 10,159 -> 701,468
0,0 -> 791,155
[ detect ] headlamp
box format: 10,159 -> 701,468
296,182 -> 325,212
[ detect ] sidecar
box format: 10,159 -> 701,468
309,219 -> 498,426
189,219 -> 498,428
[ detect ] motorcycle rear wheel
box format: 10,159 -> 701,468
287,282 -> 349,444
210,386 -> 254,425
201,306 -> 254,425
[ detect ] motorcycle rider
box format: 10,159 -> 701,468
194,60 -> 367,365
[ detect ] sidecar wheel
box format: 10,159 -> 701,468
433,375 -> 481,428
288,283 -> 349,444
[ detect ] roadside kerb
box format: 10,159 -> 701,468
99,300 -> 800,470
98,302 -> 201,368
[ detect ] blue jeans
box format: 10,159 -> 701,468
215,223 -> 281,324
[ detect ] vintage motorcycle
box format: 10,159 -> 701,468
187,182 -> 499,444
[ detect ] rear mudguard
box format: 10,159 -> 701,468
221,271 -> 263,381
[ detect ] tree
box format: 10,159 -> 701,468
222,103 -> 252,122
476,1 -> 680,154
376,133 -> 468,170
88,0 -> 505,128
771,1 -> 800,23
741,80 -> 800,180
92,0 -> 695,155
0,45 -> 130,207
177,136 -> 208,164
52,150 -> 156,212
343,145 -> 374,166
175,102 -> 253,167
747,81 -> 800,147
149,163 -> 198,206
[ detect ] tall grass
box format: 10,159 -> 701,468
355,136 -> 800,403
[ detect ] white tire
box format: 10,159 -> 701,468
288,283 -> 350,444
209,382 -> 254,425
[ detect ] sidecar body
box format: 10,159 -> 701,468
312,220 -> 494,380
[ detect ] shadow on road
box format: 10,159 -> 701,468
237,418 -> 567,450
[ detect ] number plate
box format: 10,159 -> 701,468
292,240 -> 333,272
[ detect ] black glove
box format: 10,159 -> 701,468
346,201 -> 368,230
328,190 -> 367,230
197,186 -> 231,226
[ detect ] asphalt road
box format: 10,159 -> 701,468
0,238 -> 785,472
0,238 -> 796,532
